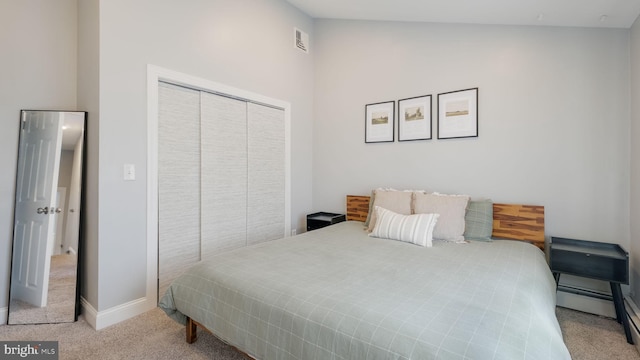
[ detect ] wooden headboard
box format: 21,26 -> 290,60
346,195 -> 545,250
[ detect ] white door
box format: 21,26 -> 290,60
11,111 -> 63,307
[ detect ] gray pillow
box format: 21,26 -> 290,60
364,189 -> 376,227
413,192 -> 469,242
366,189 -> 413,232
464,199 -> 493,241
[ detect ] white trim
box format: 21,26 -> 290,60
556,291 -> 617,318
81,297 -> 97,329
146,66 -> 160,309
82,295 -> 153,330
0,306 -> 7,325
146,64 -> 292,308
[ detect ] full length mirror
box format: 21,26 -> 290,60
8,110 -> 86,324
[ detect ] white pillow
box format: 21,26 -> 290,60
413,192 -> 469,242
369,206 -> 439,247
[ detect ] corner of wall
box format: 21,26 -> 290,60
629,13 -> 640,305
76,0 -> 100,311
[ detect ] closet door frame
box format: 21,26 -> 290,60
146,64 -> 291,306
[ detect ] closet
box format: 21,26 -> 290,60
157,82 -> 286,296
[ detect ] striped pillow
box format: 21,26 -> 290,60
369,206 -> 439,247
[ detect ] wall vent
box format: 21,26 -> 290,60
294,27 -> 309,54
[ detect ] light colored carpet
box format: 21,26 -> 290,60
1,307 -> 245,360
0,306 -> 638,359
557,306 -> 639,360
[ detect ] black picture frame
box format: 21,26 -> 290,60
398,95 -> 432,141
437,88 -> 478,139
365,101 -> 395,143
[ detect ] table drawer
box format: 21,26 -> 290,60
550,249 -> 628,283
306,212 -> 346,231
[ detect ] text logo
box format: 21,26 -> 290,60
0,342 -> 58,359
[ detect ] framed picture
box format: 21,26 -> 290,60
437,88 -> 478,139
398,95 -> 432,141
365,101 -> 395,143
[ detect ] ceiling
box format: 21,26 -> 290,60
285,0 -> 640,29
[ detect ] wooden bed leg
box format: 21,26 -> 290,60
186,317 -> 198,344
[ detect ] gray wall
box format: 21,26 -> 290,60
57,150 -> 74,245
58,151 -> 74,191
313,20 -> 630,268
92,0 -> 314,311
77,0 -> 100,310
631,15 -> 640,303
0,0 -> 78,317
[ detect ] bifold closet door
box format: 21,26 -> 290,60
200,92 -> 248,258
157,82 -> 287,297
247,103 -> 285,245
157,82 -> 201,297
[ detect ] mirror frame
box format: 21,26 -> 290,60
7,110 -> 87,325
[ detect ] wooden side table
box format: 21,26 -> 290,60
549,237 -> 632,344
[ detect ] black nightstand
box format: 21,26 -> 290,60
306,212 -> 346,231
550,237 -> 632,344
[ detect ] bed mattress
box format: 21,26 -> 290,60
159,221 -> 570,359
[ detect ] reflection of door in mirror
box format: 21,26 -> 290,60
8,110 -> 86,325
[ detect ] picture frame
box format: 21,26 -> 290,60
437,88 -> 478,139
398,95 -> 432,141
365,101 -> 395,143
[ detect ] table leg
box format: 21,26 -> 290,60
553,272 -> 560,286
610,282 -> 633,345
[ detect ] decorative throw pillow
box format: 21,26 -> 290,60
366,189 -> 412,232
363,188 -> 377,228
369,206 -> 439,247
464,199 -> 494,241
413,192 -> 470,242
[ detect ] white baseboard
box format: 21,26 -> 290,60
80,297 -> 98,329
0,306 -> 7,325
81,296 -> 156,330
556,291 -> 617,318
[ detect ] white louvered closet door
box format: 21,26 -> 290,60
158,82 -> 201,297
157,81 -> 287,299
200,92 -> 248,258
247,103 -> 286,245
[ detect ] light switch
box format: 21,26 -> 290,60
124,164 -> 135,181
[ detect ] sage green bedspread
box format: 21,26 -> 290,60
159,221 -> 570,360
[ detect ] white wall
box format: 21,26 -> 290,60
0,0 -> 78,321
630,14 -> 640,303
313,20 -> 630,293
1,0 -> 635,326
91,0 -> 314,315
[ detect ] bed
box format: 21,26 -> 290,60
159,194 -> 570,359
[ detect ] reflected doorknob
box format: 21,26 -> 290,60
36,207 -> 49,214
